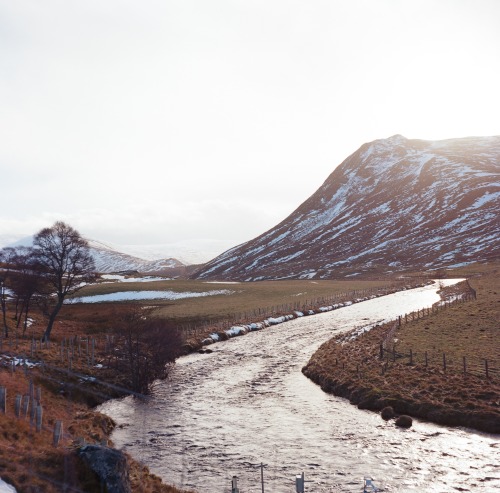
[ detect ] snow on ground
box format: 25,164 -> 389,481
0,479 -> 16,493
100,274 -> 171,283
67,289 -> 234,304
203,281 -> 241,284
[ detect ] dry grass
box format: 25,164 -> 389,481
0,316 -> 193,493
67,278 -> 413,329
302,265 -> 500,433
395,276 -> 499,369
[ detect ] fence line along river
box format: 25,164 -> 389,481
98,280 -> 500,492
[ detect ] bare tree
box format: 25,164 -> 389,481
0,249 -> 8,338
33,221 -> 97,341
5,247 -> 44,335
108,307 -> 183,394
0,247 -> 23,338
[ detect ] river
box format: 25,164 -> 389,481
98,280 -> 499,492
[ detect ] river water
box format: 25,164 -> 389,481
98,281 -> 499,492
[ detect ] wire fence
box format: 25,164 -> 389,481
182,280 -> 429,340
379,289 -> 498,381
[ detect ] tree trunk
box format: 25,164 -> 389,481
1,296 -> 7,338
16,300 -> 25,329
42,299 -> 64,342
22,299 -> 31,336
14,296 -> 20,322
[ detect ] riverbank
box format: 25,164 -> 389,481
302,274 -> 500,434
0,320 -> 195,493
2,277 -> 415,492
183,279 -> 431,352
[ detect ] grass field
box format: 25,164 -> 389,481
303,263 -> 500,433
66,277 -> 418,330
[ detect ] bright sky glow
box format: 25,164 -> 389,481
1,0 -> 500,256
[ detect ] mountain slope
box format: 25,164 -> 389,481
193,135 -> 500,280
3,236 -> 188,274
87,240 -> 186,274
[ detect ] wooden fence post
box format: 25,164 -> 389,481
0,387 -> 6,414
425,351 -> 428,367
409,349 -> 413,365
29,380 -> 34,401
53,420 -> 63,447
30,397 -> 36,423
22,395 -> 30,418
36,405 -> 43,432
15,395 -> 22,417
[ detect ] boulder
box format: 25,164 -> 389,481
395,415 -> 413,429
78,444 -> 131,493
381,406 -> 395,421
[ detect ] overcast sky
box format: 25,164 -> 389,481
1,0 -> 500,255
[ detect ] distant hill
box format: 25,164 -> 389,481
1,236 -> 191,275
87,240 -> 187,274
192,135 -> 500,280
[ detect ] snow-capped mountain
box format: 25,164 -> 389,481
0,234 -> 29,248
87,240 -> 187,274
1,236 -> 189,274
192,135 -> 500,280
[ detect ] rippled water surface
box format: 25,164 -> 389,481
99,281 -> 499,492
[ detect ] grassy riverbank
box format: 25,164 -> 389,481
302,266 -> 500,434
0,318 -> 195,493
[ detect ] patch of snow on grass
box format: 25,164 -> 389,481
101,275 -> 171,283
0,478 -> 16,493
469,191 -> 500,209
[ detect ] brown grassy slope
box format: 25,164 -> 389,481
0,318 -> 194,493
302,268 -> 500,434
